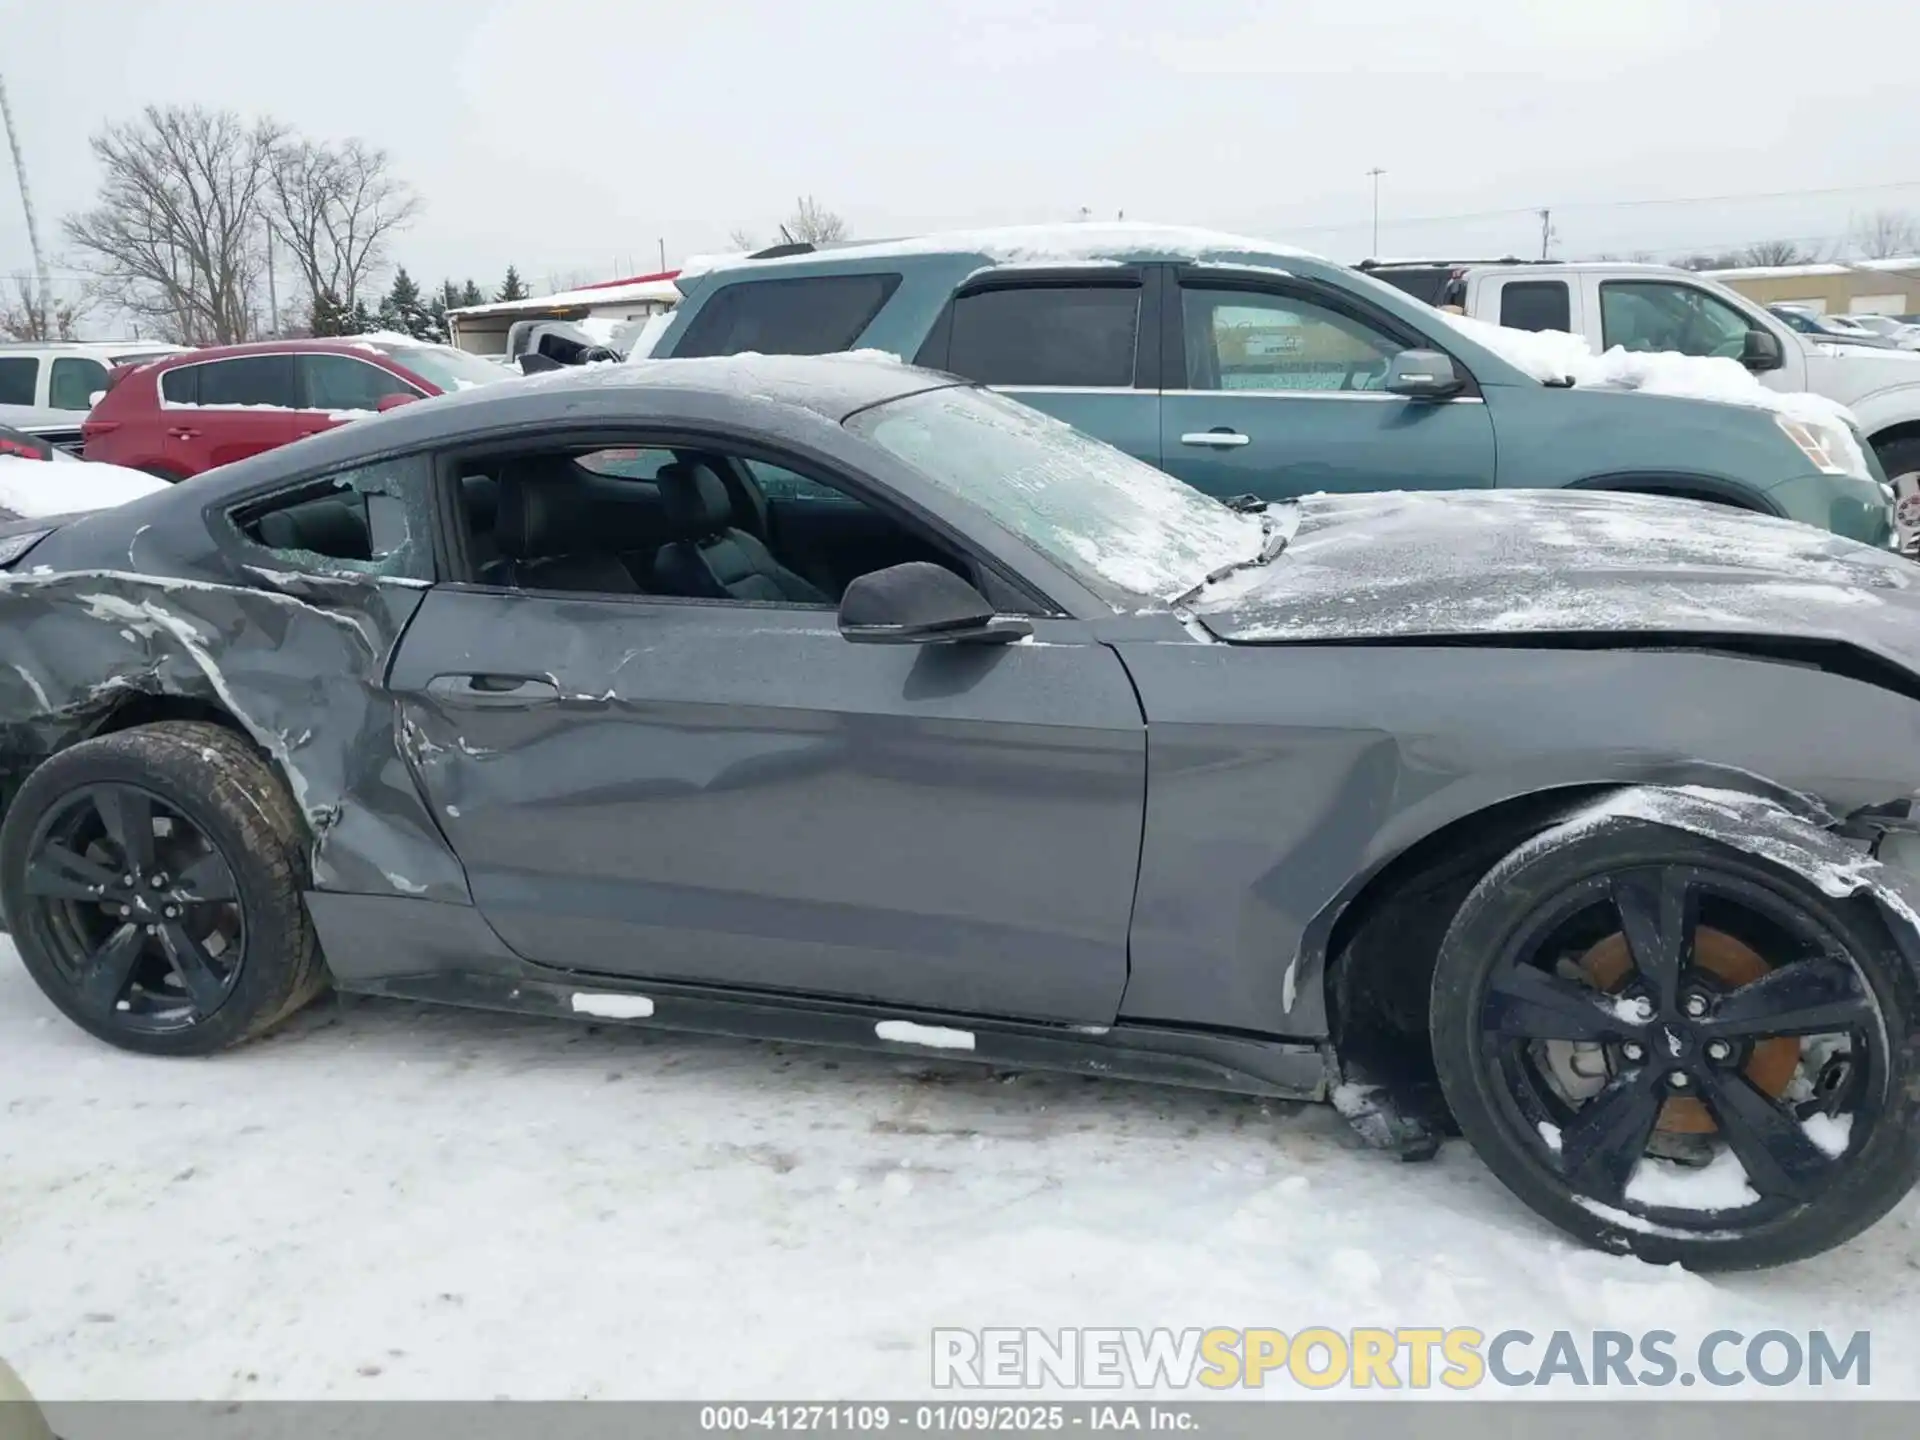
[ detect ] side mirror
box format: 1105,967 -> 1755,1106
375,393 -> 419,413
838,562 -> 1032,646
1742,328 -> 1785,372
1384,348 -> 1465,399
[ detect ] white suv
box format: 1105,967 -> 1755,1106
0,340 -> 185,413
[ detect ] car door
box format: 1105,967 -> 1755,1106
297,352 -> 423,423
386,434 -> 1147,1026
913,269 -> 1163,469
164,354 -> 303,471
1159,270 -> 1497,500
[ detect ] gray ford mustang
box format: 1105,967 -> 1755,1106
2,354 -> 1918,1270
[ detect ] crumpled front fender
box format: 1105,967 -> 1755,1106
1547,784 -> 1920,984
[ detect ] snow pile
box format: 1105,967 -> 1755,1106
0,456 -> 166,518
1439,311 -> 1862,431
1624,1150 -> 1760,1213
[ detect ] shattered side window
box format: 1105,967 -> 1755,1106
231,454 -> 437,582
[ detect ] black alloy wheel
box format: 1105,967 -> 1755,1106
19,782 -> 245,1033
1432,820 -> 1920,1269
1,722 -> 326,1056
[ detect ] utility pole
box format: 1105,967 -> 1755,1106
658,237 -> 666,271
1538,207 -> 1554,259
265,225 -> 280,337
0,73 -> 52,334
1366,167 -> 1386,256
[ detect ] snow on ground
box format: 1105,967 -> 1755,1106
3,947 -> 1918,1401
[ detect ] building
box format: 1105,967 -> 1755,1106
1703,257 -> 1920,317
447,271 -> 682,357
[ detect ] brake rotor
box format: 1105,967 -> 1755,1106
1579,927 -> 1800,1134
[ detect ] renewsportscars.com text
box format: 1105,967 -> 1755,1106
931,1327 -> 1871,1391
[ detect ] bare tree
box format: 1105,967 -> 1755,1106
268,136 -> 419,322
1741,239 -> 1809,267
1852,209 -> 1920,260
783,195 -> 847,245
63,105 -> 280,344
0,273 -> 89,339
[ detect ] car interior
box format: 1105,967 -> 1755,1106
239,442 -> 993,607
452,445 -> 976,604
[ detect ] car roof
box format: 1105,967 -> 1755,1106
148,338 -> 433,366
179,353 -> 963,500
0,340 -> 182,355
684,222 -> 1329,279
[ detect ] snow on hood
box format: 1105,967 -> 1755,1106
1189,488 -> 1920,669
0,455 -> 168,518
681,223 -> 1326,279
1437,312 -> 1862,432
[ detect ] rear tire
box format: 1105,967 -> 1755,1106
1873,437 -> 1920,544
1430,817 -> 1920,1270
0,721 -> 325,1056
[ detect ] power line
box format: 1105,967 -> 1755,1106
1276,178 -> 1920,236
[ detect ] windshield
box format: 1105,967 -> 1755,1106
847,386 -> 1262,603
371,343 -> 515,392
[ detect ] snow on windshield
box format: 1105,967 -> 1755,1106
0,455 -> 167,517
849,388 -> 1262,605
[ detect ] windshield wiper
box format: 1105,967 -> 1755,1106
1223,493 -> 1268,513
1172,510 -> 1290,606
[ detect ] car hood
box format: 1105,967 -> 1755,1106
1189,489 -> 1920,671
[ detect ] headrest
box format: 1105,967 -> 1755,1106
461,473 -> 499,530
495,457 -> 599,559
656,460 -> 733,538
258,497 -> 370,559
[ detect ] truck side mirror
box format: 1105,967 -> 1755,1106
1742,328 -> 1785,372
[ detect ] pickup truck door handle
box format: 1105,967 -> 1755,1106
1180,429 -> 1251,448
166,426 -> 202,440
424,673 -> 561,706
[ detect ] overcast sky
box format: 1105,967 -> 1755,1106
4,0 -> 1919,314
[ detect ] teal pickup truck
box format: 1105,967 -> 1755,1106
649,225 -> 1895,546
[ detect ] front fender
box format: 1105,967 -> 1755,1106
1544,784 -> 1920,983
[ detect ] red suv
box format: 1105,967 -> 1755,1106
82,338 -> 515,478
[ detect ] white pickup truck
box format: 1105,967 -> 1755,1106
1363,259 -> 1920,526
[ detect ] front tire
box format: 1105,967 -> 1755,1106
1430,817 -> 1920,1269
0,722 -> 325,1056
1873,437 -> 1920,547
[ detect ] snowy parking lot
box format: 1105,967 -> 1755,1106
3,945 -> 1919,1401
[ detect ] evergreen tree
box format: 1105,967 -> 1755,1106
496,266 -> 528,302
347,297 -> 377,335
439,280 -> 462,313
459,279 -> 484,307
382,266 -> 434,340
425,296 -> 450,344
308,289 -> 349,337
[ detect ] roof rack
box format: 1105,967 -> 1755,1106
1358,256 -> 1534,270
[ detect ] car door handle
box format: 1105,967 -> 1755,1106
1180,430 -> 1251,448
425,673 -> 560,706
166,426 -> 202,440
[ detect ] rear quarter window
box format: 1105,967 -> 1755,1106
1499,280 -> 1572,333
674,273 -> 901,357
943,285 -> 1140,388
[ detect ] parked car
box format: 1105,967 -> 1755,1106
81,336 -> 517,479
1768,304 -> 1903,349
647,227 -> 1893,549
1360,259 -> 1920,531
0,340 -> 185,412
1840,313 -> 1920,349
0,402 -> 86,455
2,355 -> 1920,1269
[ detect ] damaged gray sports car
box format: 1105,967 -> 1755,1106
1,354 -> 1917,1270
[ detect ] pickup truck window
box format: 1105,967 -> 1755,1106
675,274 -> 901,358
0,356 -> 34,406
1498,281 -> 1571,334
1600,280 -> 1752,360
946,285 -> 1139,388
1181,289 -> 1395,392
